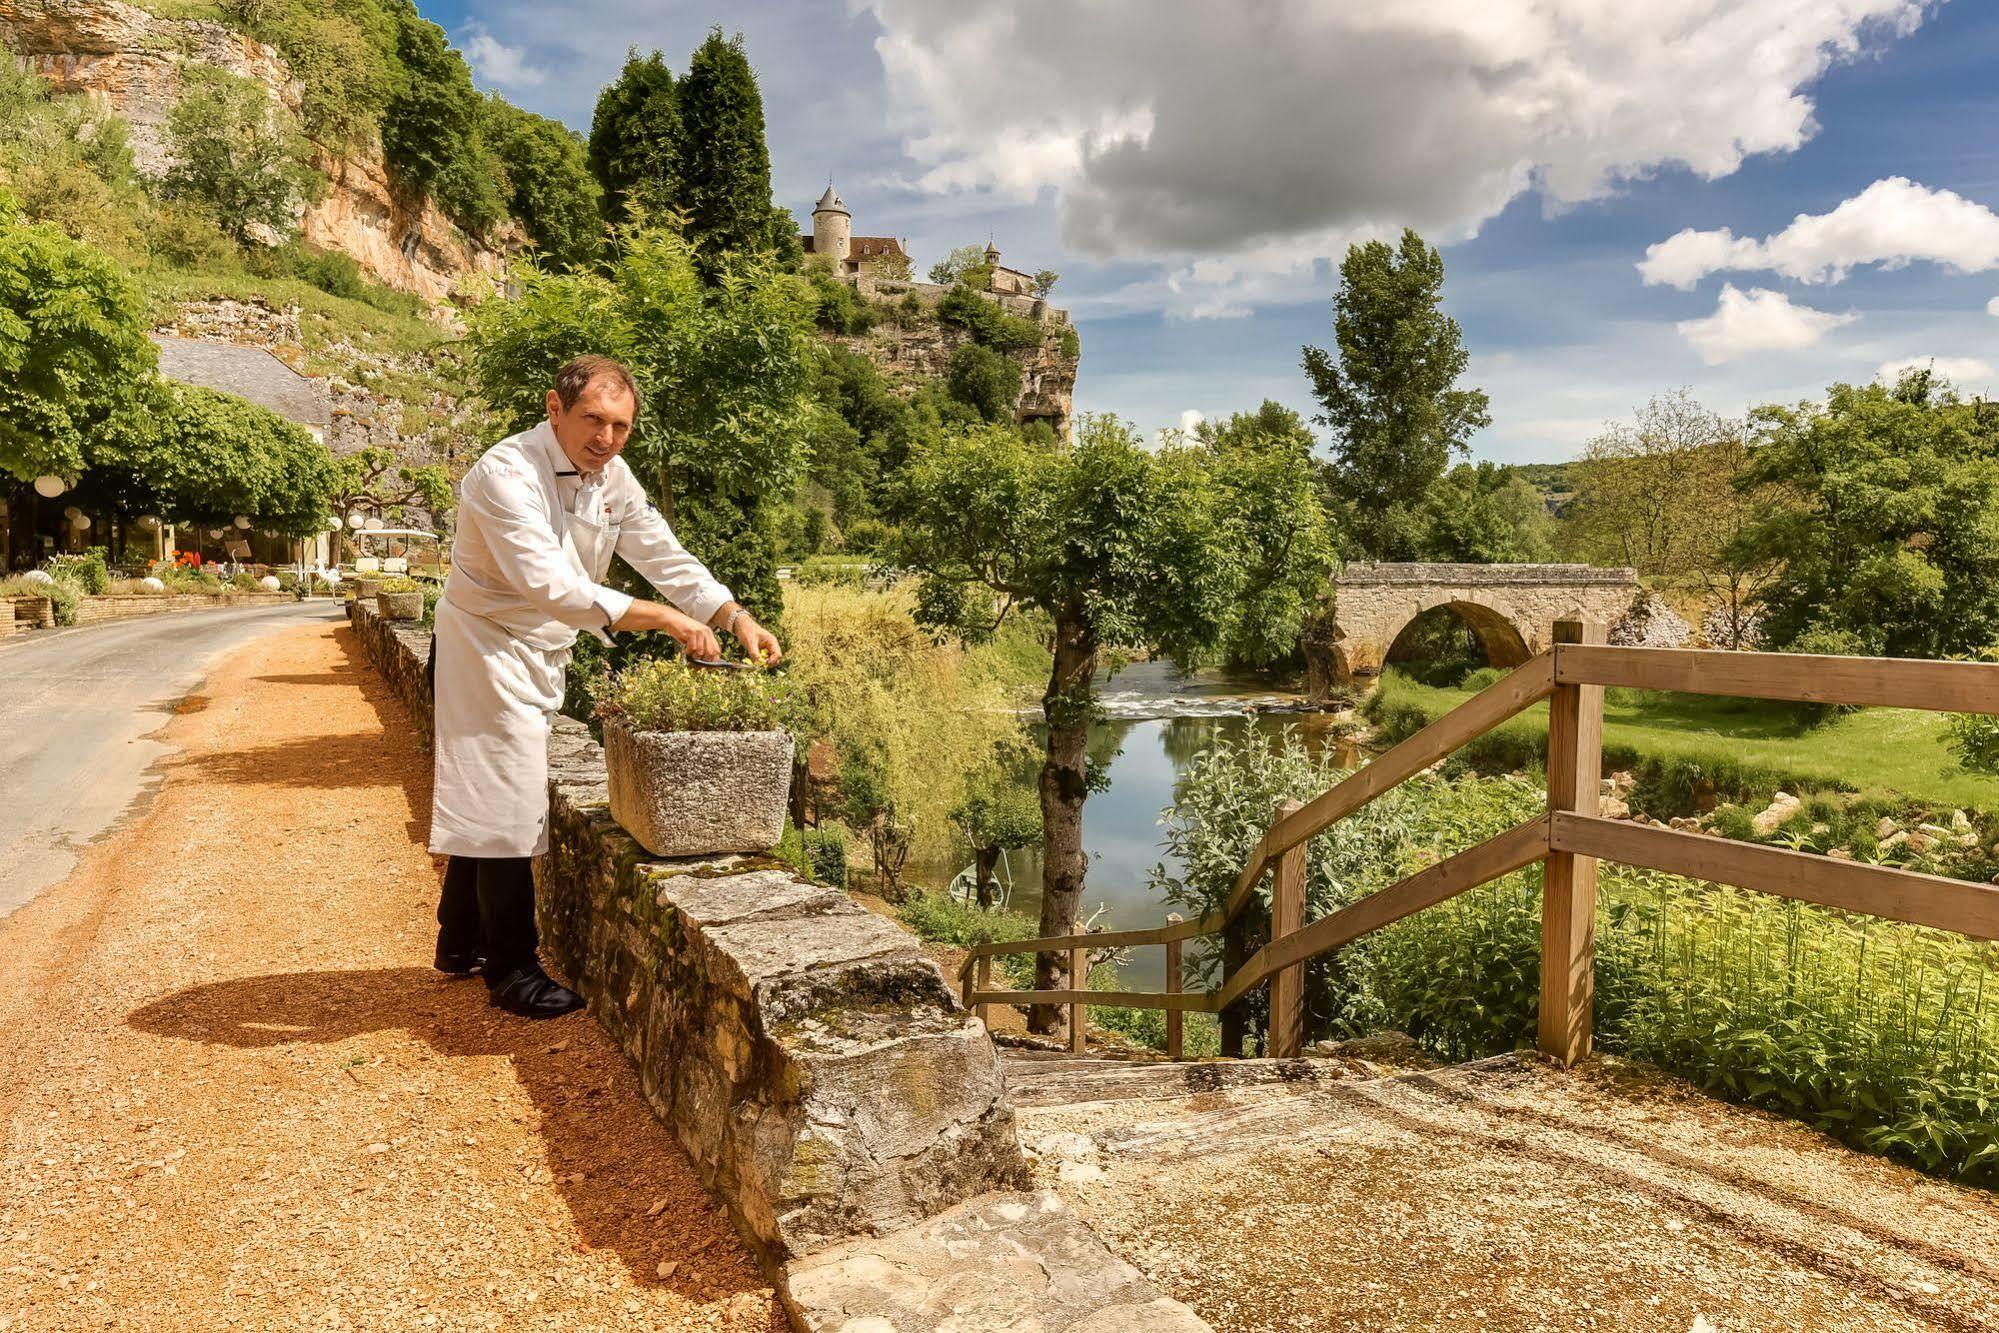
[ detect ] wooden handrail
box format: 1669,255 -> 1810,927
1555,644 -> 1999,712
1551,813 -> 1999,941
1214,816 -> 1550,1012
1219,649 -> 1556,923
954,629 -> 1999,1067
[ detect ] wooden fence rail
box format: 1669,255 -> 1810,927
960,626 -> 1999,1063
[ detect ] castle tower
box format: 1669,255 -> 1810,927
812,184 -> 852,266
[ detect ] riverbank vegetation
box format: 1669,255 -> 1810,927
1153,730 -> 1999,1186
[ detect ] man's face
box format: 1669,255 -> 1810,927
545,376 -> 636,474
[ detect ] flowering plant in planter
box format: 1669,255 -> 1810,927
593,657 -> 801,857
375,576 -> 424,621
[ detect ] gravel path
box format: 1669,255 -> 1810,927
0,619 -> 780,1332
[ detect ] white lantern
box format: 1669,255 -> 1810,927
23,569 -> 54,586
135,514 -> 159,529
365,516 -> 384,531
33,475 -> 65,499
233,514 -> 252,530
328,515 -> 344,530
62,505 -> 81,520
140,576 -> 165,593
72,514 -> 91,531
347,511 -> 366,527
258,575 -> 281,591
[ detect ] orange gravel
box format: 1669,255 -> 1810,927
0,619 -> 781,1332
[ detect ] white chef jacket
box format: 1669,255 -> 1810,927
427,420 -> 732,859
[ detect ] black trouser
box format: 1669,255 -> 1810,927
438,855 -> 538,976
427,632 -> 539,977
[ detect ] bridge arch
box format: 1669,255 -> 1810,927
1311,562 -> 1639,691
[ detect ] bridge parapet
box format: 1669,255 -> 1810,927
1317,561 -> 1640,689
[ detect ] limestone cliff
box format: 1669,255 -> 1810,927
827,279 -> 1080,437
0,0 -> 511,304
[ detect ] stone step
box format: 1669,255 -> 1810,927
1000,1050 -> 1380,1108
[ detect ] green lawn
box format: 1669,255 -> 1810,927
1370,672 -> 1999,815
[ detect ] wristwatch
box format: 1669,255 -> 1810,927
724,605 -> 749,639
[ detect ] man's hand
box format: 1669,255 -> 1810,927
611,600 -> 720,659
731,613 -> 783,667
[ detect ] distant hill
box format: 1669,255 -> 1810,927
1508,460 -> 1578,515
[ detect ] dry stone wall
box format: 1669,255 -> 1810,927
72,590 -> 295,625
342,601 -> 1211,1330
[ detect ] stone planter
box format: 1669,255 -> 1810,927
377,590 -> 423,621
354,577 -> 384,602
604,717 -> 793,856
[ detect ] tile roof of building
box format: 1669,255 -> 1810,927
800,235 -> 909,259
150,336 -> 330,429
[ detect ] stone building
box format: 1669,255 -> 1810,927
800,185 -> 910,276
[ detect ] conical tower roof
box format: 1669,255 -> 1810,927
814,183 -> 850,217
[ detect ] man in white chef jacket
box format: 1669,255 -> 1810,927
429,355 -> 782,1019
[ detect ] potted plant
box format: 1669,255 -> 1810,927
594,657 -> 799,857
375,576 -> 424,621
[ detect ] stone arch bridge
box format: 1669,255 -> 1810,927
1312,562 -> 1640,689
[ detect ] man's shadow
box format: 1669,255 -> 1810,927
127,965 -> 765,1303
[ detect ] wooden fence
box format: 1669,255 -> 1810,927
959,621 -> 1999,1063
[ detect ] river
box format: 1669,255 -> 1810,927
906,659 -> 1360,989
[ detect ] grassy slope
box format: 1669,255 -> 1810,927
1374,672 -> 1999,812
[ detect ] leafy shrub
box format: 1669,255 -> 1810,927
594,656 -> 801,733
945,343 -> 1022,423
936,284 -> 1045,351
806,267 -> 878,336
163,63 -> 320,244
47,547 -> 110,594
1057,324 -> 1080,359
803,825 -> 849,888
376,575 -> 421,593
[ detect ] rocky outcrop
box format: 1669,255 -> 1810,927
0,0 -> 510,303
829,280 -> 1079,437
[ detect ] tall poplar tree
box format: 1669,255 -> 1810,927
1302,228 -> 1489,559
673,29 -> 794,264
587,49 -> 681,227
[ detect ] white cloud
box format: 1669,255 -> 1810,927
861,0 -> 1929,315
1877,355 -> 1997,386
1178,409 -> 1206,434
1676,285 -> 1857,364
462,24 -> 547,88
1988,295 -> 1999,317
1640,178 -> 1999,288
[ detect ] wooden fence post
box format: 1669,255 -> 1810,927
974,955 -> 991,1028
1068,944 -> 1089,1054
1540,619 -> 1605,1066
1164,913 -> 1184,1061
1220,895 -> 1250,1058
1268,798 -> 1306,1059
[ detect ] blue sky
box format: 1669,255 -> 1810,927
423,1 -> 1999,464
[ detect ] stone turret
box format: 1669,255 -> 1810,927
812,184 -> 852,267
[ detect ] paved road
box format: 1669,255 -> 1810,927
0,600 -> 345,920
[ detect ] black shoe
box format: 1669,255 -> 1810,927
486,964 -> 585,1019
434,934 -> 486,976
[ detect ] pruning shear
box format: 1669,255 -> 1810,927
685,656 -> 757,671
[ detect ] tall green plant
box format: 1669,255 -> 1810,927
162,64 -> 320,245
587,49 -> 681,227
673,29 -> 795,265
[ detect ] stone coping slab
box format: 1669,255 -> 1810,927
1337,561 -> 1637,587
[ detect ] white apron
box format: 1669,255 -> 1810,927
428,503 -> 618,859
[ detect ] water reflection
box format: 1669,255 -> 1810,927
907,660 -> 1361,988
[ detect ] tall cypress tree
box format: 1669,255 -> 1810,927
587,49 -> 681,226
673,29 -> 788,262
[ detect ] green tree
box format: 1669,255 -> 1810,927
587,49 -> 681,227
673,29 -> 791,264
0,55 -> 147,255
328,445 -> 452,527
945,342 -> 1021,423
485,98 -> 602,268
467,224 -> 815,631
887,416 -> 1244,1037
1735,371 -> 1999,657
928,244 -> 988,287
382,6 -> 503,234
1419,462 -> 1555,563
162,63 -> 320,244
1302,228 -> 1489,558
1197,403 -> 1336,668
91,382 -> 337,534
0,213 -> 157,485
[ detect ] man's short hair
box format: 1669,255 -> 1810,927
553,355 -> 642,419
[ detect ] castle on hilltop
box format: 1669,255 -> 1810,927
801,184 -> 1043,298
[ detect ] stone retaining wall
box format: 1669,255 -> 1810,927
342,602 -> 1209,1329
7,595 -> 53,631
72,590 -> 294,625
